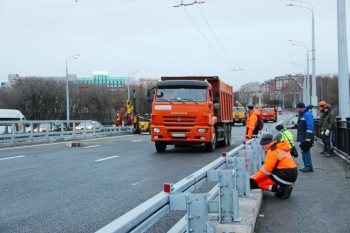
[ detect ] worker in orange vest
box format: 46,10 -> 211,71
245,105 -> 261,139
250,133 -> 298,199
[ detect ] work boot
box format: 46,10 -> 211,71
320,149 -> 329,155
279,186 -> 293,199
320,146 -> 329,154
274,186 -> 284,198
325,150 -> 335,157
300,167 -> 314,172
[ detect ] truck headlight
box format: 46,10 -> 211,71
153,128 -> 160,133
198,128 -> 206,133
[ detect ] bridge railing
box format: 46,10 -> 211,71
0,120 -> 132,144
314,117 -> 350,158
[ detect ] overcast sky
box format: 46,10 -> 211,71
0,0 -> 349,89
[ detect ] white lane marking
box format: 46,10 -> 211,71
0,155 -> 26,161
0,143 -> 63,151
95,156 -> 119,162
81,135 -> 133,142
0,134 -> 134,151
132,139 -> 143,142
84,145 -> 101,149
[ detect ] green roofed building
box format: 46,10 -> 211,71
75,71 -> 126,90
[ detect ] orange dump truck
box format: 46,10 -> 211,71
261,106 -> 277,122
150,76 -> 233,152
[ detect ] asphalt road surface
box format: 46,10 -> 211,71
0,114 -> 290,233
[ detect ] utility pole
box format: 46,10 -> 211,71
337,0 -> 350,119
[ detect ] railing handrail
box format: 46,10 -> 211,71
0,120 -> 133,144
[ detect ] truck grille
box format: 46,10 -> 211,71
162,116 -> 196,126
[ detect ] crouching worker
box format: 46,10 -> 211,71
250,133 -> 298,199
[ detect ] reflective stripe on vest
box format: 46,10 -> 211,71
262,167 -> 271,175
272,151 -> 294,185
277,151 -> 286,159
271,174 -> 294,185
306,130 -> 313,133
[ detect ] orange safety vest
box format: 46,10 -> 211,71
245,110 -> 260,138
252,140 -> 297,185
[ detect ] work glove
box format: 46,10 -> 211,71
321,131 -> 325,136
305,138 -> 312,142
325,129 -> 330,136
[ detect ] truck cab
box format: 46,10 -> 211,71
232,106 -> 246,125
150,77 -> 233,152
261,106 -> 277,122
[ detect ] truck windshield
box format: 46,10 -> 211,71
156,88 -> 207,102
262,109 -> 274,112
233,108 -> 245,112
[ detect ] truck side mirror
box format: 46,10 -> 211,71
213,90 -> 220,103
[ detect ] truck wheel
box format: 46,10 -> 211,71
227,125 -> 231,146
205,130 -> 216,152
218,125 -> 228,147
243,120 -> 246,126
155,142 -> 166,152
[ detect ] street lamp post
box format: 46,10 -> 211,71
286,0 -> 317,115
337,0 -> 350,119
66,54 -> 80,121
292,63 -> 307,105
127,71 -> 138,100
288,40 -> 310,105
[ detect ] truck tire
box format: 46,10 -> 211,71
227,125 -> 231,146
218,125 -> 228,147
205,130 -> 216,152
155,142 -> 166,152
243,120 -> 246,126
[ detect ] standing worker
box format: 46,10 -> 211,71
245,105 -> 261,139
275,124 -> 294,146
296,102 -> 315,172
319,101 -> 336,156
275,124 -> 298,158
250,133 -> 298,199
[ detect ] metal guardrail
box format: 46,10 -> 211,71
0,120 -> 133,144
96,118 -> 282,233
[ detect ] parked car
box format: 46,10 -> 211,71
52,122 -> 71,132
34,124 -> 53,133
75,121 -> 103,132
277,107 -> 283,115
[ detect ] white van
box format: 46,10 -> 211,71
0,109 -> 26,134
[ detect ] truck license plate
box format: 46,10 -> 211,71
172,133 -> 186,138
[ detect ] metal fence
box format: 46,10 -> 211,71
0,120 -> 133,144
314,117 -> 350,156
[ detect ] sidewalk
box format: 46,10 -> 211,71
255,133 -> 350,233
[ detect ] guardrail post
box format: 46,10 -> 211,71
226,157 -> 250,196
238,148 -> 253,175
346,117 -> 350,156
11,123 -> 16,141
218,170 -> 240,222
251,140 -> 261,174
187,194 -> 208,233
